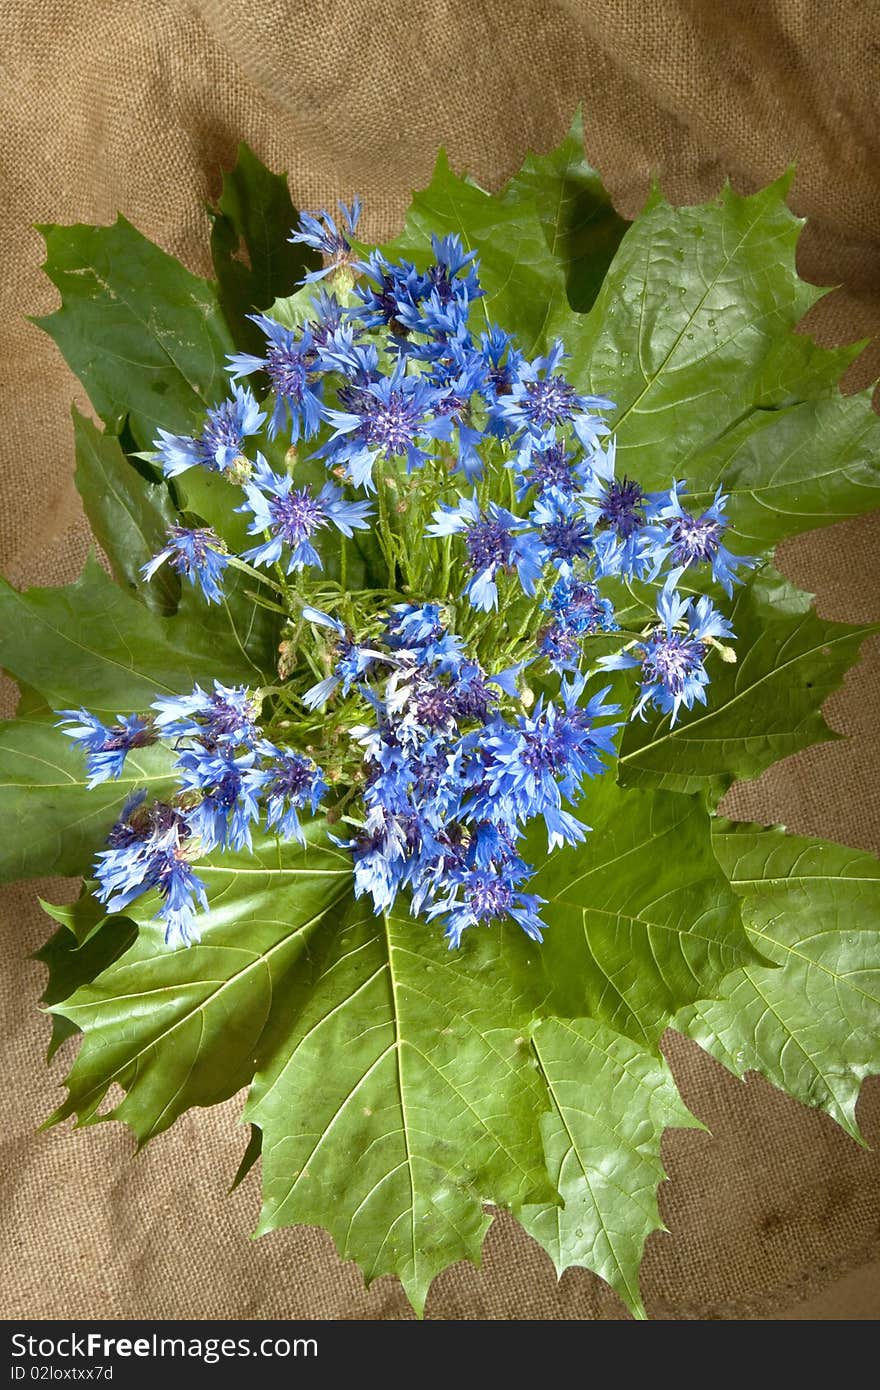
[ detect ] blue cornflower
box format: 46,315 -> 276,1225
289,199 -> 361,282
151,681 -> 261,750
425,865 -> 547,949
227,317 -> 323,442
393,283 -> 472,345
424,233 -> 483,306
237,456 -> 373,573
656,484 -> 757,596
538,574 -> 617,672
141,525 -> 229,604
175,747 -> 261,853
321,364 -> 451,490
513,436 -> 592,502
477,676 -> 621,849
301,606 -> 376,708
339,805 -> 415,914
385,602 -> 445,652
384,603 -> 466,675
247,742 -> 327,844
473,326 -> 525,432
154,386 -> 265,478
307,290 -> 349,347
56,709 -> 156,787
499,340 -> 612,449
94,799 -> 207,947
352,250 -> 415,332
426,495 -> 545,611
544,574 -> 617,637
530,493 -> 593,572
600,572 -> 735,724
580,438 -> 664,579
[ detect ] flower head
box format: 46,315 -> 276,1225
94,798 -> 207,946
56,709 -> 156,787
155,386 -> 264,478
600,572 -> 735,724
427,494 -> 545,611
580,438 -> 664,579
289,199 -> 361,282
246,742 -> 327,844
227,317 -> 324,441
321,364 -> 451,490
500,340 -> 612,449
656,484 -> 757,596
141,525 -> 229,604
175,747 -> 261,853
426,863 -> 547,949
151,681 -> 262,750
238,456 -> 372,573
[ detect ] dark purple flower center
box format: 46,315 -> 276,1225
465,874 -> 513,921
465,517 -> 514,572
362,392 -> 422,454
270,487 -> 326,543
531,442 -> 576,495
524,375 -> 578,427
268,756 -> 314,800
415,683 -> 454,727
541,517 -> 592,562
538,624 -> 579,664
668,512 -> 723,564
644,633 -> 705,695
598,477 -> 645,538
206,694 -> 256,743
521,726 -> 567,776
453,671 -> 495,722
265,343 -> 308,401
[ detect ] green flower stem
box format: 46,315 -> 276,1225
226,554 -> 285,595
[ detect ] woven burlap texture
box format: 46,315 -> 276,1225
1,0 -> 878,1320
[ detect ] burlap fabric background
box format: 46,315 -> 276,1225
1,0 -> 878,1320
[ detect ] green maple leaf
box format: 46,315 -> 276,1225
209,142 -> 320,352
0,717 -> 175,883
676,821 -> 880,1143
500,109 -> 629,313
35,217 -> 233,449
46,829 -> 555,1314
528,778 -> 758,1045
520,1017 -> 703,1319
72,410 -> 181,616
44,779 -> 748,1313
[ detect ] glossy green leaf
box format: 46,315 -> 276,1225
565,176 -> 817,477
529,777 -> 759,1046
72,409 -> 180,615
685,389 -> 880,550
0,718 -> 176,883
676,822 -> 880,1143
501,110 -> 629,313
0,553 -> 271,717
520,1017 -> 702,1318
36,916 -> 137,1060
35,217 -> 234,449
618,569 -> 877,795
210,142 -> 320,352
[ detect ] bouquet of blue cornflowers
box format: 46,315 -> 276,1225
4,120 -> 878,1318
